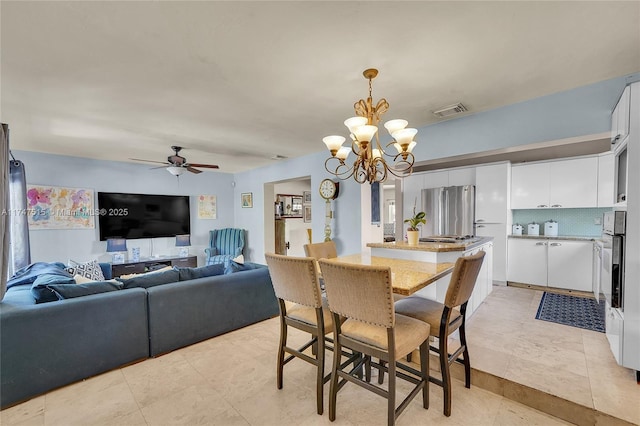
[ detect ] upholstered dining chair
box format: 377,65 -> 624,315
318,259 -> 431,426
303,240 -> 337,260
205,228 -> 245,266
264,253 -> 338,415
394,250 -> 485,417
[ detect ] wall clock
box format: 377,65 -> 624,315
319,179 -> 339,200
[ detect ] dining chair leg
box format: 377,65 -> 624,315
459,322 -> 472,388
316,333 -> 325,415
378,360 -> 385,384
387,358 -> 396,426
277,319 -> 287,390
439,336 -> 452,417
329,338 -> 341,422
419,341 -> 429,409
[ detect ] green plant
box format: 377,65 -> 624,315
404,209 -> 426,231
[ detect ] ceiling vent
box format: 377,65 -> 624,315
432,103 -> 468,118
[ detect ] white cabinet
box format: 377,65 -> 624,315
597,153 -> 615,207
511,157 -> 598,209
475,163 -> 510,223
547,241 -> 593,291
507,238 -> 548,285
448,167 -> 476,187
463,242 -> 493,316
476,223 -> 507,283
422,170 -> 449,189
611,85 -> 630,152
508,238 -> 593,291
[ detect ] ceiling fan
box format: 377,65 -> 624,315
130,146 -> 219,176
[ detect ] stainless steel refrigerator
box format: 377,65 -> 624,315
421,185 -> 475,236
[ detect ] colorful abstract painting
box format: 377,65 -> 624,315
27,185 -> 95,229
198,195 -> 217,219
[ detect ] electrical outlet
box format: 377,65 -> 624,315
594,217 -> 601,225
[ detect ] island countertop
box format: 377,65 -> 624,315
366,236 -> 494,253
328,254 -> 455,296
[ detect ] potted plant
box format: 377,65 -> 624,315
404,209 -> 426,245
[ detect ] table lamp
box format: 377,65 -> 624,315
176,234 -> 191,257
106,238 -> 127,263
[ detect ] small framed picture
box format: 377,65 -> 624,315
241,192 -> 253,208
304,205 -> 312,223
303,191 -> 311,204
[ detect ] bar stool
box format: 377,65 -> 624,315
394,250 -> 485,417
318,259 -> 431,426
304,240 -> 337,260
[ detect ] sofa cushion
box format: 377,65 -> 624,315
117,269 -> 180,289
175,264 -> 226,281
31,274 -> 76,303
224,261 -> 262,275
7,262 -> 70,289
66,260 -> 105,282
48,280 -> 124,300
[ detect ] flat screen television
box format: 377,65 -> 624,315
97,192 -> 190,241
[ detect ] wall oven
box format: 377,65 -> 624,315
602,211 -> 626,309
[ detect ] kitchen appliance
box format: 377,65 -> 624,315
602,211 -> 626,309
544,220 -> 558,236
422,185 -> 475,237
512,224 -> 523,235
527,223 -> 540,236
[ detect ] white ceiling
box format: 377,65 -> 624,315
2,1 -> 639,173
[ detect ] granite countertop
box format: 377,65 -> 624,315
367,236 -> 494,253
508,235 -> 599,241
331,254 -> 455,295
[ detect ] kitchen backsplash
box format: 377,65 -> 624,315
511,208 -> 611,237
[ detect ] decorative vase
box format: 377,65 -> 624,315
407,230 -> 419,245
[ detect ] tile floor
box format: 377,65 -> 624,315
1,286 -> 637,426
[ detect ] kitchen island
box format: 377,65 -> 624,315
366,237 -> 494,315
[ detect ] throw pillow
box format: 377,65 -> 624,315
224,261 -> 261,275
31,273 -> 76,303
117,269 -> 180,289
175,263 -> 226,281
48,280 -> 124,300
74,274 -> 94,284
232,254 -> 245,264
66,260 -> 105,282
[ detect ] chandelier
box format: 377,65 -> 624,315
322,68 -> 418,184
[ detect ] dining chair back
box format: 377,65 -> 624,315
318,259 -> 431,426
303,240 -> 337,260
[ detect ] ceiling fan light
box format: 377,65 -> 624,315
383,119 -> 408,135
167,166 -> 185,176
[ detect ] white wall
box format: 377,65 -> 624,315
14,151 -> 235,266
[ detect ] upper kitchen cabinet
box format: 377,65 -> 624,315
475,162 -> 510,223
597,153 -> 615,207
611,85 -> 630,153
511,156 -> 598,209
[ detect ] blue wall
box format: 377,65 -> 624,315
13,150 -> 235,265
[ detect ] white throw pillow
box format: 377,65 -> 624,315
66,259 -> 105,282
232,254 -> 245,264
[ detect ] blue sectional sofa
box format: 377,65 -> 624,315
0,262 -> 278,408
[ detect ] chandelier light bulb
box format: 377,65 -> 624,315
384,119 -> 408,135
391,128 -> 417,145
344,116 -> 368,134
372,148 -> 382,159
352,124 -> 378,143
407,141 -> 417,152
336,146 -> 351,161
323,135 -> 346,155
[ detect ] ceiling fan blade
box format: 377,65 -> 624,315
149,165 -> 168,170
186,166 -> 202,174
130,158 -> 170,165
188,163 -> 219,169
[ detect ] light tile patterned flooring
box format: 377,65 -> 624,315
2,286 -> 638,426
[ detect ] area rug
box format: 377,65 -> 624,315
535,292 -> 605,333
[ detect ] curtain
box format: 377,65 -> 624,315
1,124 -> 9,300
9,155 -> 31,277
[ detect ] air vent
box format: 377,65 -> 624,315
432,103 -> 468,118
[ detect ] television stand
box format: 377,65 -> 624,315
110,255 -> 197,278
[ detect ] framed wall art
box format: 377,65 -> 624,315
27,185 -> 95,230
241,192 -> 253,208
197,195 -> 217,219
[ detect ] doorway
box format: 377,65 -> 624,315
265,177 -> 312,256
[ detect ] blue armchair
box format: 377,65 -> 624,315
205,228 -> 246,266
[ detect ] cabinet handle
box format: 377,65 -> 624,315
535,242 -> 546,246
551,204 -> 562,208
476,219 -> 485,222
537,204 -> 548,208
550,242 -> 561,246
476,225 -> 485,228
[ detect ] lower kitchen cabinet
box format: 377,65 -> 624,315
507,238 -> 593,292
